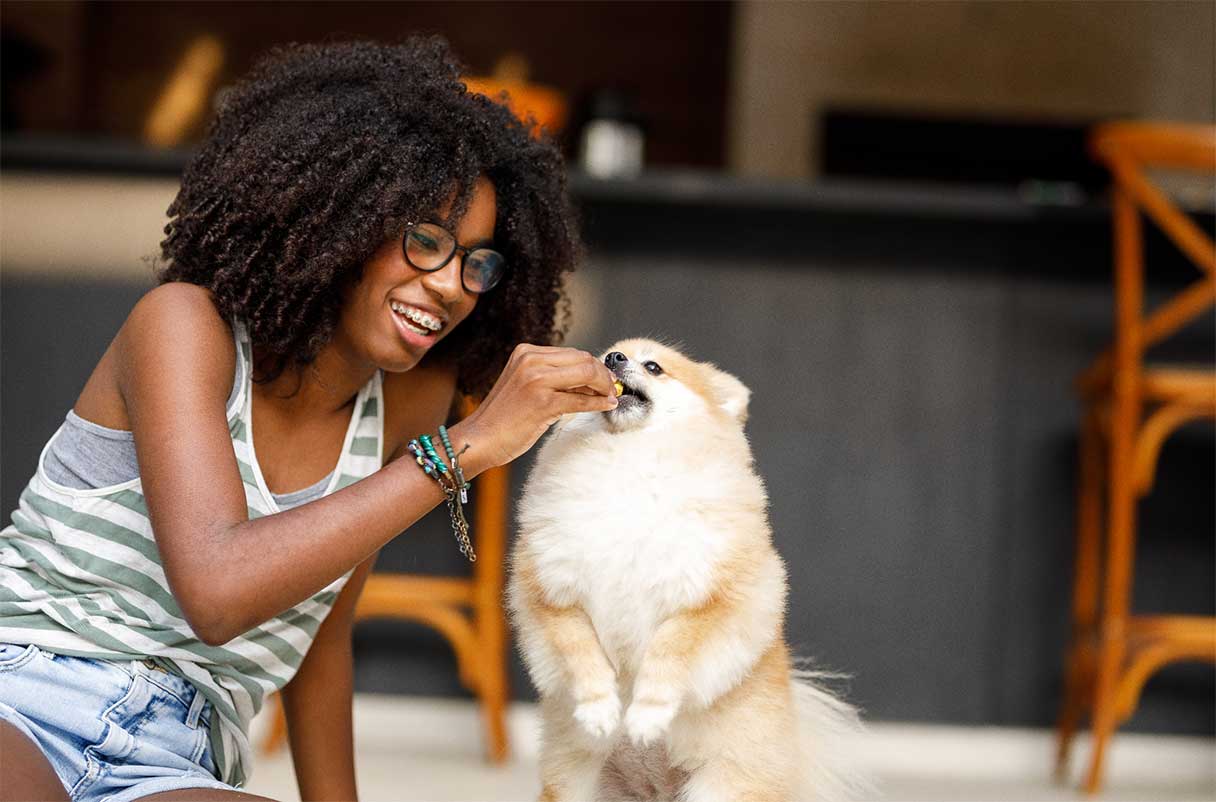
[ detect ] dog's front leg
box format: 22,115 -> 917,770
550,605 -> 622,739
522,601 -> 619,802
517,587 -> 621,741
625,554 -> 786,746
624,606 -> 720,747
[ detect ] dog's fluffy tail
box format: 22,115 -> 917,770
792,666 -> 874,802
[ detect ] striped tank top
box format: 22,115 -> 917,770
0,318 -> 385,786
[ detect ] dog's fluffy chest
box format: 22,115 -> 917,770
520,439 -> 739,671
532,507 -> 728,673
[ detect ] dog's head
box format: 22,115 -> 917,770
593,338 -> 750,435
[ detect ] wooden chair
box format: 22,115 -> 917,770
262,397 -> 511,762
1055,122 -> 1216,794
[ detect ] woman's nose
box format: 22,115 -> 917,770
420,254 -> 465,301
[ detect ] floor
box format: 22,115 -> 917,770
241,695 -> 1215,802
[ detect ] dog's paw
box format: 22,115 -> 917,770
573,693 -> 621,740
624,698 -> 677,746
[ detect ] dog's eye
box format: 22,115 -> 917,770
644,361 -> 663,376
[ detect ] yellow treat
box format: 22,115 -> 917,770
614,381 -> 625,397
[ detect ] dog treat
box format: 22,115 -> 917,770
614,381 -> 625,397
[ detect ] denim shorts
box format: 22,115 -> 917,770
0,642 -> 237,802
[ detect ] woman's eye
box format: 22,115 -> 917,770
644,361 -> 663,375
410,232 -> 440,251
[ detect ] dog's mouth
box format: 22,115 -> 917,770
615,380 -> 649,405
604,376 -> 651,423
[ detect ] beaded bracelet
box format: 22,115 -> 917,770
408,436 -> 476,562
417,434 -> 449,475
438,425 -> 470,504
406,440 -> 438,475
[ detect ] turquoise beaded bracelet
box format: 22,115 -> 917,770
438,424 -> 470,503
417,434 -> 449,475
408,434 -> 475,562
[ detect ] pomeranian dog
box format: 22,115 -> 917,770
508,339 -> 865,802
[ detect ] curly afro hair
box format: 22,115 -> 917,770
157,36 -> 582,398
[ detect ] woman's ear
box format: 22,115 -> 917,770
708,367 -> 750,425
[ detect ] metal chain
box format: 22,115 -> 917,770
441,481 -> 476,562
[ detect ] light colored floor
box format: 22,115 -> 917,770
243,695 -> 1215,802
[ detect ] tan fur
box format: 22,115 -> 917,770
510,339 -> 860,802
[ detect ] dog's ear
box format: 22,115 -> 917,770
708,367 -> 750,425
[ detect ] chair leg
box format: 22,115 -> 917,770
1056,410 -> 1105,780
473,463 -> 511,762
477,601 -> 510,763
1085,522 -> 1134,794
1085,384 -> 1140,794
1085,625 -> 1125,794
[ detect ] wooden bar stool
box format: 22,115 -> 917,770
1055,122 -> 1216,794
262,397 -> 511,762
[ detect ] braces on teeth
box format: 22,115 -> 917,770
391,301 -> 443,332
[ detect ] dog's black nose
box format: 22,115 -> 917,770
604,351 -> 629,367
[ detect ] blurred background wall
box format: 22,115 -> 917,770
8,1 -> 1214,173
731,0 -> 1215,177
2,0 -> 733,166
2,0 -> 1213,739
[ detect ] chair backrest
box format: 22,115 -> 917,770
1088,122 -> 1215,359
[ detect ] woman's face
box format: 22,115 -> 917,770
337,175 -> 497,374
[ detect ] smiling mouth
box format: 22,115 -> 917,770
390,301 -> 445,338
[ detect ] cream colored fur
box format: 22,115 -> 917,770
508,339 -> 866,802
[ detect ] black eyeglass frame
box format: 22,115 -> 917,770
401,221 -> 507,294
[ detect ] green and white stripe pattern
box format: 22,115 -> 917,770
0,319 -> 384,786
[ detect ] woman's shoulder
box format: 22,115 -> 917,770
122,283 -> 234,354
70,283 -> 237,434
126,282 -> 229,332
115,283 -> 237,402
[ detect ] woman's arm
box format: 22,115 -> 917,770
118,283 -> 617,645
282,355 -> 461,800
280,552 -> 376,802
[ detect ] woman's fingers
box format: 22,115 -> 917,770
510,345 -> 616,396
532,350 -> 609,374
512,342 -> 571,356
559,390 -> 620,414
542,358 -> 617,399
463,346 -> 622,469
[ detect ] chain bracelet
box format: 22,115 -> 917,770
437,472 -> 476,562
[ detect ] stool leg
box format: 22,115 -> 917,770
1086,460 -> 1135,794
1084,187 -> 1145,795
478,599 -> 510,763
1086,397 -> 1140,791
475,463 -> 510,762
1086,488 -> 1134,797
1056,409 -> 1105,780
1085,619 -> 1126,794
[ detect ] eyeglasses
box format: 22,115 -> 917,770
402,222 -> 507,294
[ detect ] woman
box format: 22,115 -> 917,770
0,37 -> 618,802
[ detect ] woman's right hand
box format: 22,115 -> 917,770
453,343 -> 619,473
